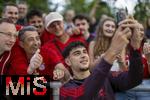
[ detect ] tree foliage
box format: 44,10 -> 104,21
0,0 -> 50,16
134,0 -> 150,26
63,0 -> 112,20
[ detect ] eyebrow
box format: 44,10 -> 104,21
72,50 -> 80,55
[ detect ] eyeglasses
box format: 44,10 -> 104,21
0,31 -> 18,39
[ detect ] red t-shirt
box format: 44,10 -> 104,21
40,29 -> 55,46
38,43 -> 63,78
9,41 -> 28,75
50,34 -> 87,53
9,41 -> 63,77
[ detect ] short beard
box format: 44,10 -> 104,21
79,67 -> 89,71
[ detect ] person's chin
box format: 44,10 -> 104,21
105,34 -> 113,38
5,48 -> 11,51
56,33 -> 63,37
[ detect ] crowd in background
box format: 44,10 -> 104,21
0,1 -> 150,100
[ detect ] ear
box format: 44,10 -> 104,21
65,57 -> 71,66
19,41 -> 24,48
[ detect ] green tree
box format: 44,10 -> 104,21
63,0 -> 112,20
134,0 -> 150,26
26,0 -> 50,13
0,0 -> 50,16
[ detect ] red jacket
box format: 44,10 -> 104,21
9,41 -> 63,77
8,42 -> 28,75
40,29 -> 55,46
47,34 -> 87,53
0,51 -> 11,75
39,43 -> 63,78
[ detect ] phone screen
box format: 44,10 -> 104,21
116,9 -> 128,24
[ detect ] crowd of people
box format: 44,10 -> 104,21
0,1 -> 150,100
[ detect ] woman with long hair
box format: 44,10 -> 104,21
89,17 -> 127,72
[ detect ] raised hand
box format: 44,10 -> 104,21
53,63 -> 71,83
143,43 -> 150,55
53,68 -> 65,80
27,49 -> 43,74
109,25 -> 131,54
104,24 -> 132,64
119,19 -> 144,50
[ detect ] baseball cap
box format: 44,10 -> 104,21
45,12 -> 63,30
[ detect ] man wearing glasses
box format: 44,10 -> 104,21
0,18 -> 17,100
0,18 -> 17,75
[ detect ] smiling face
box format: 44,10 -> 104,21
65,46 -> 90,72
28,16 -> 44,35
2,5 -> 19,24
47,21 -> 64,37
102,20 -> 116,38
20,31 -> 41,56
138,23 -> 144,41
0,22 -> 17,52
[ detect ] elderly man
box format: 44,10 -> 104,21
9,26 -> 69,82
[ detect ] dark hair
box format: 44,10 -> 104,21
2,2 -> 18,13
18,25 -> 37,41
26,9 -> 43,22
73,14 -> 90,24
62,41 -> 86,58
0,18 -> 14,24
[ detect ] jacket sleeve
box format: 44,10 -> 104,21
81,58 -> 112,100
109,49 -> 143,92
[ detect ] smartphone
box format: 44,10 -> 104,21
116,8 -> 128,24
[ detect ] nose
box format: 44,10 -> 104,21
80,52 -> 86,58
108,26 -> 112,30
11,13 -> 17,18
54,24 -> 60,30
34,39 -> 41,46
35,21 -> 40,26
9,36 -> 16,43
